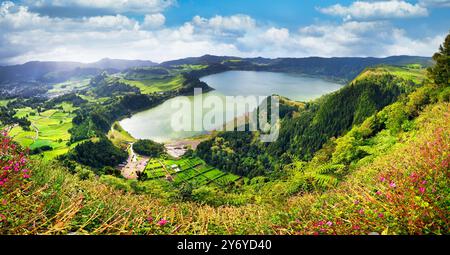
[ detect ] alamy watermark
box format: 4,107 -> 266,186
170,88 -> 280,142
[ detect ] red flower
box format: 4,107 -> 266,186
352,225 -> 361,230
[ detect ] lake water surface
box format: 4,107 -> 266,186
119,71 -> 342,143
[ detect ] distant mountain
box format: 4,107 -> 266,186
0,54 -> 432,85
86,58 -> 157,70
0,59 -> 157,84
161,55 -> 433,82
160,54 -> 244,66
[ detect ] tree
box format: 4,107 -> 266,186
428,32 -> 450,87
133,139 -> 165,157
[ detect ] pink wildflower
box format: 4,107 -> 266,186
419,187 -> 426,194
158,219 -> 168,226
389,182 -> 396,188
326,221 -> 333,226
358,209 -> 364,215
379,176 -> 386,182
378,213 -> 384,218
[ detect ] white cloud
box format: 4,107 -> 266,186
22,0 -> 176,14
263,28 -> 290,42
83,15 -> 139,30
319,1 -> 429,20
295,21 -> 444,57
0,1 -> 444,65
419,0 -> 450,7
142,13 -> 166,29
192,14 -> 256,36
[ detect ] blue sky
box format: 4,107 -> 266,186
1,0 -> 449,64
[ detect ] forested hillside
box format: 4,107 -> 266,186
197,66 -> 424,177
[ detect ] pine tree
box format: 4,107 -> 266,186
428,32 -> 450,87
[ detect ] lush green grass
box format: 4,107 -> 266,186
0,99 -> 12,107
11,106 -> 76,160
9,126 -> 35,147
120,75 -> 185,94
356,65 -> 427,85
107,122 -> 136,149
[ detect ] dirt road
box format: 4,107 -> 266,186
120,143 -> 149,179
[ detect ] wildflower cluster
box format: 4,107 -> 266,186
0,130 -> 31,192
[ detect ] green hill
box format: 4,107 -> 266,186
196,65 -> 426,177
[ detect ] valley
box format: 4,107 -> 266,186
0,42 -> 449,235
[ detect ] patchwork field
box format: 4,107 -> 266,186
10,104 -> 78,160
143,157 -> 241,187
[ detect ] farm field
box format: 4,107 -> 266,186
47,79 -> 90,97
143,157 -> 241,187
120,74 -> 185,94
10,104 -> 78,160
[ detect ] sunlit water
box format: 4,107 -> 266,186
119,71 -> 342,143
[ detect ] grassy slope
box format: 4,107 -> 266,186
107,122 -> 136,150
355,65 -> 426,85
120,75 -> 185,94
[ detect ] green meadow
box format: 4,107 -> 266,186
120,74 -> 185,94
10,104 -> 78,160
47,79 -> 90,96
